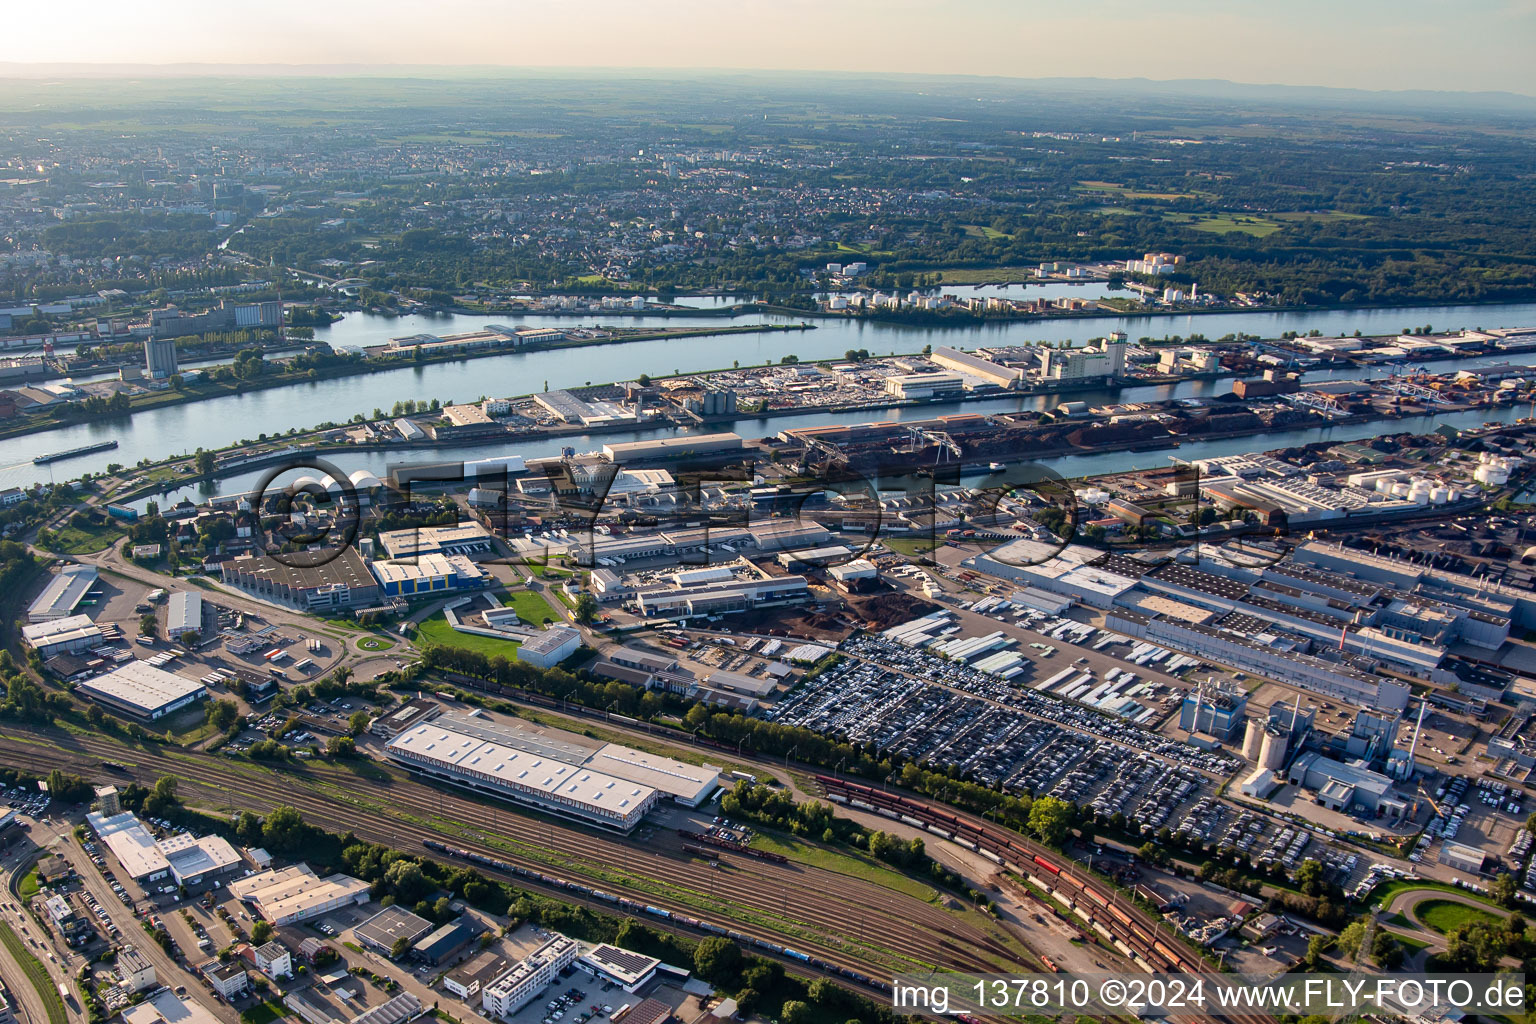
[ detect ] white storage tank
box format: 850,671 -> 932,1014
1242,718 -> 1265,761
1259,726 -> 1288,772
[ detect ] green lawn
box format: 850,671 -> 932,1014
748,831 -> 944,905
41,521 -> 121,554
357,635 -> 395,651
501,589 -> 557,625
1164,212 -> 1280,237
415,613 -> 522,657
1371,879 -> 1506,912
17,867 -> 39,900
882,536 -> 939,558
1415,898 -> 1501,935
241,1001 -> 285,1024
0,921 -> 66,1024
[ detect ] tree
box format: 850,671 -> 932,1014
348,710 -> 370,737
251,920 -> 273,944
144,776 -> 181,818
195,448 -> 214,478
1027,796 -> 1073,846
1372,932 -> 1405,970
262,805 -> 307,853
384,859 -> 430,903
692,937 -> 742,984
1335,919 -> 1367,961
573,593 -> 598,625
1302,934 -> 1328,969
205,699 -> 240,732
779,1001 -> 813,1024
389,936 -> 411,959
1294,859 -> 1325,897
1494,871 -> 1519,908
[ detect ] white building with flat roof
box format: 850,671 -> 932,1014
515,625 -> 582,669
159,832 -> 242,885
123,990 -> 222,1024
584,743 -> 720,807
21,614 -> 103,657
377,522 -> 494,560
385,715 -> 659,832
75,662 -> 207,720
481,935 -> 579,1018
227,864 -> 370,925
86,811 -> 170,883
167,591 -> 203,641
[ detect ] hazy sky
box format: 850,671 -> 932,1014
8,0 -> 1535,96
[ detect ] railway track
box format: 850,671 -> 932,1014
0,727 -> 1029,984
819,777 -> 1277,1024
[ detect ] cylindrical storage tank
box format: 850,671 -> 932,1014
1242,718 -> 1265,761
1391,482 -> 1410,497
1431,487 -> 1450,504
1259,726 -> 1287,772
1375,478 -> 1394,493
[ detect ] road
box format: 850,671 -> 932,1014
47,825 -> 241,1024
0,819 -> 80,1024
0,724 -> 1025,986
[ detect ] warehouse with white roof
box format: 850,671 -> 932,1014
228,864 -> 370,925
384,714 -> 663,831
21,614 -> 103,658
75,662 -> 207,720
27,564 -> 98,622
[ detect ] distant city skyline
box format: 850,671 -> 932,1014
5,0 -> 1534,97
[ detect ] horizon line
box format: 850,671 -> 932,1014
0,62 -> 1532,102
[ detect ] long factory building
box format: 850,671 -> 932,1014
384,712 -> 719,832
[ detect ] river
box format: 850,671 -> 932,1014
7,298 -> 1536,496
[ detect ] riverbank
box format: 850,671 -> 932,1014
0,321 -> 814,445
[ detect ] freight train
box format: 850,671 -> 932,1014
816,776 -> 1207,976
421,838 -> 887,993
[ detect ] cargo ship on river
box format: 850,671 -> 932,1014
33,440 -> 119,465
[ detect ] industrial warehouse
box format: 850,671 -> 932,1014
383,712 -> 719,832
74,661 -> 208,719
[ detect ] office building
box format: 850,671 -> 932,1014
117,947 -> 157,992
253,941 -> 293,979
481,935 -> 578,1018
202,959 -> 249,1001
